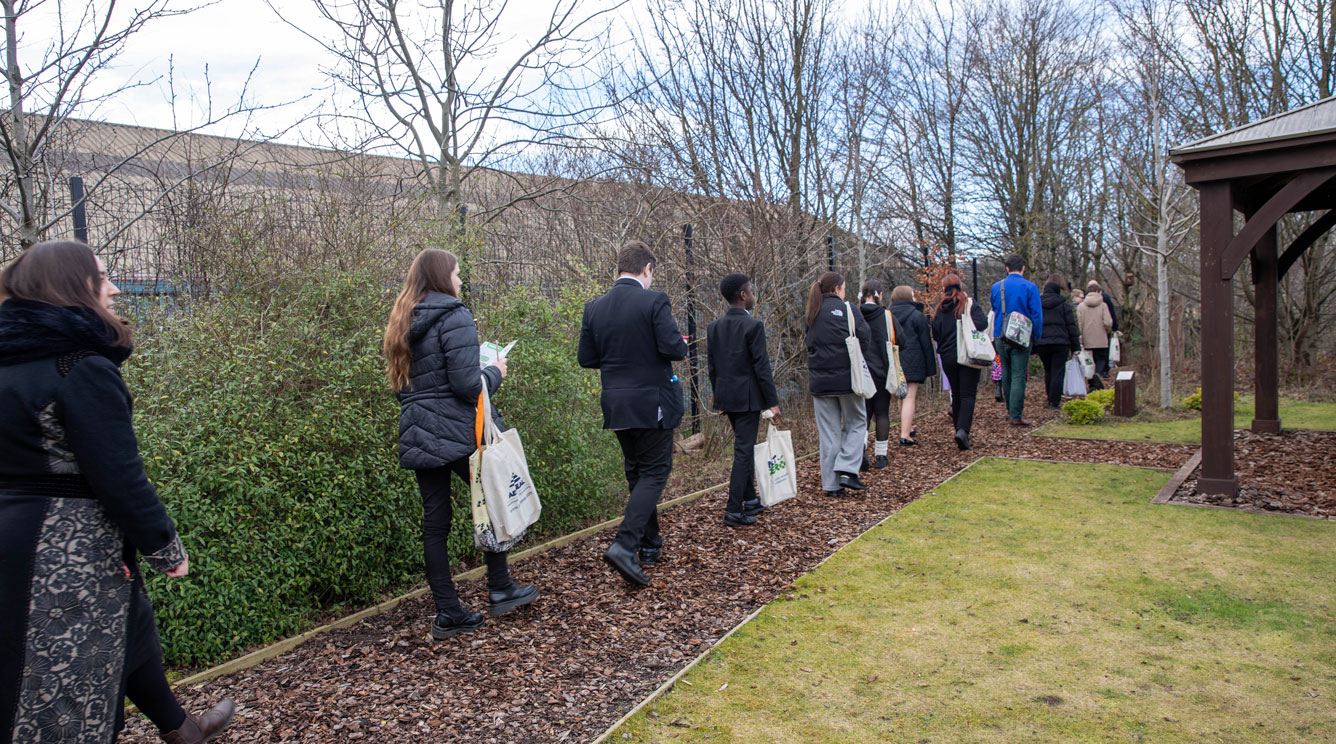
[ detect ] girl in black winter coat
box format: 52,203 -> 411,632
888,286 -> 937,446
384,249 -> 538,640
1034,275 -> 1082,408
859,280 -> 904,469
931,274 -> 989,450
805,271 -> 874,496
0,241 -> 235,744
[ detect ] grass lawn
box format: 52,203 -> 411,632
611,459 -> 1336,743
1039,397 -> 1336,443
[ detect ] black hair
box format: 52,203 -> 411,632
860,278 -> 884,302
719,273 -> 750,303
1004,254 -> 1027,273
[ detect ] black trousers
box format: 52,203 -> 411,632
865,389 -> 892,442
613,428 -> 675,552
1092,347 -> 1111,378
940,359 -> 981,435
725,411 -> 761,514
1035,346 -> 1069,406
415,462 -> 511,611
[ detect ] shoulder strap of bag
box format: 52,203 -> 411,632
475,389 -> 486,449
845,302 -> 856,338
886,309 -> 896,344
1000,279 -> 1008,315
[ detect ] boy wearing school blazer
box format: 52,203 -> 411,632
706,273 -> 781,527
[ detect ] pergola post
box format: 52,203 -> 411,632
1251,223 -> 1282,434
1198,181 -> 1239,496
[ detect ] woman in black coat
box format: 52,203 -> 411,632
0,241 -> 234,744
805,271 -> 874,496
931,274 -> 990,450
1034,274 -> 1082,408
888,286 -> 937,446
384,249 -> 538,640
859,280 -> 905,469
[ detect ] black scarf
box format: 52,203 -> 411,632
0,298 -> 132,367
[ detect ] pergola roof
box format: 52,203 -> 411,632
1172,96 -> 1336,156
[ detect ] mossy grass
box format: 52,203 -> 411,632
612,459 -> 1336,743
1039,396 -> 1336,443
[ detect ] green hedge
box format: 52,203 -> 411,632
125,264 -> 624,667
1062,399 -> 1105,425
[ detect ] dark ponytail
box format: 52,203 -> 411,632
805,271 -> 844,327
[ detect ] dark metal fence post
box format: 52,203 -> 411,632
684,224 -> 700,435
827,235 -> 835,272
69,177 -> 88,243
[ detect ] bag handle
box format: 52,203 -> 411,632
845,302 -> 856,339
475,381 -> 502,448
886,309 -> 896,345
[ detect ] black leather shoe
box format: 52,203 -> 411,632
837,472 -> 868,491
724,511 -> 757,527
431,606 -> 484,640
874,455 -> 889,468
955,429 -> 970,451
824,488 -> 847,497
899,438 -> 917,447
742,498 -> 765,516
639,546 -> 662,566
488,582 -> 539,616
860,455 -> 871,472
603,543 -> 650,586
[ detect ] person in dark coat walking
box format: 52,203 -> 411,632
0,241 -> 235,744
579,242 -> 689,586
888,286 -> 936,446
707,273 -> 780,527
859,280 -> 903,468
386,249 -> 539,639
931,274 -> 989,450
1034,274 -> 1082,409
805,271 -> 873,496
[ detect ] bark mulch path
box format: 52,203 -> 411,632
1170,428 -> 1336,519
122,387 -> 1195,744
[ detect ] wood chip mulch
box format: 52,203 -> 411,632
121,386 -> 1196,744
1170,428 -> 1336,519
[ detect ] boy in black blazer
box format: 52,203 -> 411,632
578,241 -> 689,586
706,273 -> 781,527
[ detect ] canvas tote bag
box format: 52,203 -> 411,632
753,410 -> 797,507
884,309 -> 908,398
955,298 -> 994,369
999,280 -> 1033,349
1076,349 -> 1097,380
469,386 -> 541,547
845,302 -> 876,398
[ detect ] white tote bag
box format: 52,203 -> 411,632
1077,350 -> 1097,380
473,386 -> 541,543
845,302 -> 876,398
1064,358 -> 1088,396
1108,332 -> 1121,364
753,411 -> 797,507
955,298 -> 994,369
884,310 -> 908,398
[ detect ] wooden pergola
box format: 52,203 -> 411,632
1171,97 -> 1336,495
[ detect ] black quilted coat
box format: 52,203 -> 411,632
397,292 -> 503,470
889,299 -> 938,383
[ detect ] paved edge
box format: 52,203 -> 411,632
171,452 -> 818,690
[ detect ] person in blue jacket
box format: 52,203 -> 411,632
989,254 -> 1044,425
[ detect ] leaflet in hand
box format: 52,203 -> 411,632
480,340 -> 517,366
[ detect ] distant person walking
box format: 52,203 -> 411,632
931,274 -> 989,450
1034,273 -> 1082,409
805,271 -> 873,496
706,273 -> 780,527
990,254 -> 1044,426
888,285 -> 936,445
858,280 -> 900,468
1087,279 -> 1119,334
0,241 -> 235,744
579,242 -> 689,586
386,249 -> 539,640
1078,281 -> 1116,384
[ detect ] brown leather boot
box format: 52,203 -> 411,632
162,699 -> 236,744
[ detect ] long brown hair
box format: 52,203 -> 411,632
937,274 -> 968,320
383,249 -> 459,390
805,271 -> 844,327
0,240 -> 132,347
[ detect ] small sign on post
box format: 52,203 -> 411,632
1114,370 -> 1136,417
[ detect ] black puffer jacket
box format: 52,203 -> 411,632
1035,282 -> 1081,354
859,302 -> 905,386
889,299 -> 937,383
930,295 -> 988,363
397,292 -> 503,470
806,294 -> 873,396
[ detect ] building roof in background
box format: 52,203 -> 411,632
1172,96 -> 1336,155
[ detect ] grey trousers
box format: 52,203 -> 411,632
812,394 -> 869,491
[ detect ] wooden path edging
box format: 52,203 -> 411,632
1150,447 -> 1327,520
1152,449 -> 1202,504
172,452 -> 817,690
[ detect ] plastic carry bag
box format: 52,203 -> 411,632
1077,350 -> 1097,380
470,385 -> 541,549
1064,358 -> 1088,397
1109,332 -> 1121,364
753,411 -> 797,507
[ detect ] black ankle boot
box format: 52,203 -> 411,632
431,606 -> 484,639
488,583 -> 539,617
